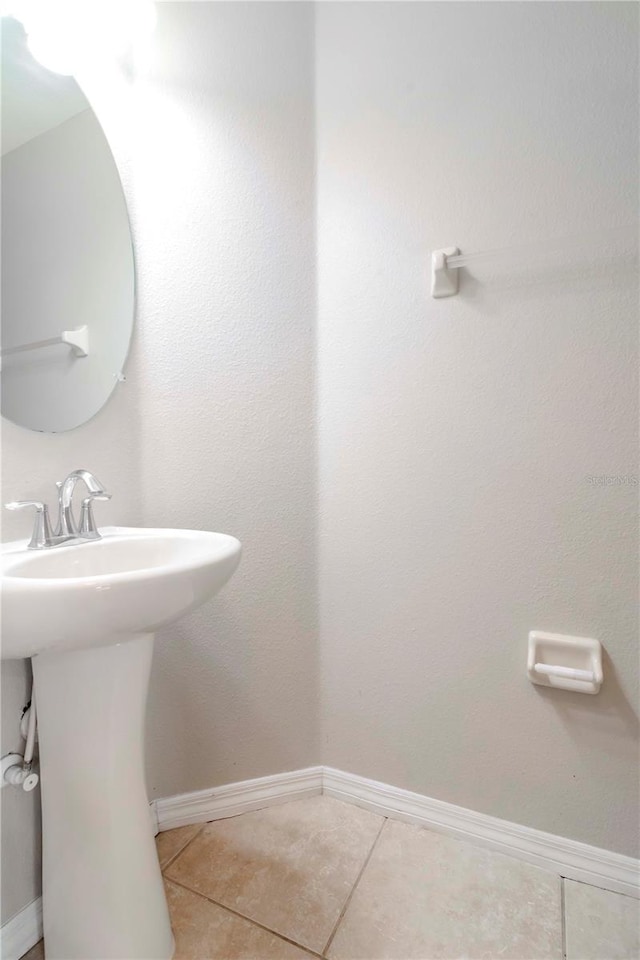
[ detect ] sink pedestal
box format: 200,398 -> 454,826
32,633 -> 174,960
3,526 -> 242,955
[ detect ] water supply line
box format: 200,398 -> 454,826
22,693 -> 38,770
1,689 -> 39,792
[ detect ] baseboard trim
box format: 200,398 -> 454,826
153,765 -> 638,899
0,897 -> 42,960
153,766 -> 323,831
5,765 -> 636,955
322,767 -> 640,900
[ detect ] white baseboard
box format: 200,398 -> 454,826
0,897 -> 42,960
7,763 -> 634,955
153,766 -> 323,832
323,767 -> 639,899
153,765 -> 639,899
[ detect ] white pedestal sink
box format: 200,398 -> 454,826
1,527 -> 242,960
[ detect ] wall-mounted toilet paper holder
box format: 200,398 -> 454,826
527,631 -> 603,695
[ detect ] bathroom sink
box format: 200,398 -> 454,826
1,526 -> 241,658
1,525 -> 241,960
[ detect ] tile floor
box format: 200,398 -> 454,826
22,795 -> 640,960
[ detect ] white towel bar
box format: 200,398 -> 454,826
1,325 -> 89,359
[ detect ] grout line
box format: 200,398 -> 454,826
561,875 -> 640,901
321,817 -> 388,958
561,876 -> 567,960
165,877 -> 325,959
160,824 -> 206,873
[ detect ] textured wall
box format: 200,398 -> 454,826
1,0 -> 317,924
2,0 -> 638,932
316,1 -> 639,857
133,1 -> 317,799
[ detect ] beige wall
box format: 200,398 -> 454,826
317,1 -> 639,857
133,1 -> 317,801
1,1 -> 317,924
2,0 -> 638,932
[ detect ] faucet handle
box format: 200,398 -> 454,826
79,492 -> 111,540
5,501 -> 54,550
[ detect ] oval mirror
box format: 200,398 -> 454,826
1,17 -> 134,433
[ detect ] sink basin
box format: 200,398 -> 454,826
0,526 -> 241,960
1,526 -> 242,658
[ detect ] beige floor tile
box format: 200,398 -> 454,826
328,819 -> 562,960
165,795 -> 383,953
20,940 -> 44,960
157,824 -> 203,869
166,881 -> 315,959
564,880 -> 640,960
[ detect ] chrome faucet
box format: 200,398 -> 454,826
4,500 -> 54,550
54,470 -> 110,539
5,470 -> 111,549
